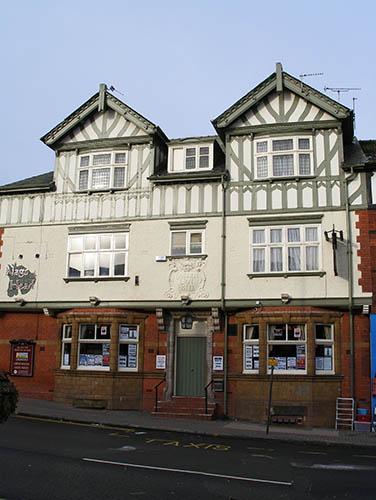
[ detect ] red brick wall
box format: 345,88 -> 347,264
0,312 -> 58,399
356,210 -> 376,300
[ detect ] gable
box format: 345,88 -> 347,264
63,108 -> 146,144
232,90 -> 336,128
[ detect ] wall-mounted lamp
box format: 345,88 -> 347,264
14,297 -> 26,306
89,296 -> 100,306
324,225 -> 344,276
181,295 -> 191,306
281,293 -> 291,304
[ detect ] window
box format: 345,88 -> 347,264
78,324 -> 111,370
315,324 -> 334,373
255,136 -> 313,179
250,225 -> 320,273
78,151 -> 128,191
171,230 -> 204,256
118,325 -> 139,371
243,325 -> 259,373
268,323 -> 306,373
185,145 -> 211,171
61,324 -> 72,368
67,232 -> 128,278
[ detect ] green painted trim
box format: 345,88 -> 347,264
247,272 -> 326,278
248,214 -> 323,225
166,254 -> 207,260
57,136 -> 151,152
228,120 -> 341,137
68,223 -> 130,234
148,172 -> 225,184
63,276 -> 130,283
168,219 -> 208,230
169,135 -> 217,145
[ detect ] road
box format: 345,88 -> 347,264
0,416 -> 375,499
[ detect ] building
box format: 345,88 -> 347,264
0,64 -> 373,426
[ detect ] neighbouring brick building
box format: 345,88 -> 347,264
0,64 -> 375,427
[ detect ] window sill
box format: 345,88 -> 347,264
247,271 -> 325,279
75,187 -> 129,195
167,254 -> 208,260
254,175 -> 316,183
64,276 -> 130,283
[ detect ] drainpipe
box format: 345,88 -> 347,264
345,167 -> 357,399
221,171 -> 229,416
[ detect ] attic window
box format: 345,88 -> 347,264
78,151 -> 128,191
184,145 -> 211,171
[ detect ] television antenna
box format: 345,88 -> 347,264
299,72 -> 323,91
324,86 -> 361,101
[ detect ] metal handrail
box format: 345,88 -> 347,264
154,377 -> 166,413
204,379 -> 214,414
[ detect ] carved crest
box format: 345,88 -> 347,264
166,258 -> 207,299
6,263 -> 36,297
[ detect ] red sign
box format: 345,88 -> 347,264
10,342 -> 35,377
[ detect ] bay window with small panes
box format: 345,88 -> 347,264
67,232 -> 128,279
254,136 -> 313,179
77,151 -> 127,191
250,225 -> 320,274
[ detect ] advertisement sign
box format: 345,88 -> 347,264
10,341 -> 35,377
156,355 -> 166,370
213,356 -> 224,371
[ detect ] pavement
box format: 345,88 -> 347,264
15,397 -> 376,448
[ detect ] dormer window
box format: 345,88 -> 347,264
185,146 -> 210,170
168,142 -> 213,172
254,136 -> 313,179
78,151 -> 128,191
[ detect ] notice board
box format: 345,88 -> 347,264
10,340 -> 35,377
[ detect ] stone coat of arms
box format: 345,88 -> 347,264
166,258 -> 207,299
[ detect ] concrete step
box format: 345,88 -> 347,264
151,411 -> 214,420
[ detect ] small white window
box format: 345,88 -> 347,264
118,325 -> 139,371
315,324 -> 334,373
61,324 -> 72,368
171,230 -> 204,256
184,145 -> 212,171
243,325 -> 259,373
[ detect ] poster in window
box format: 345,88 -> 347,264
296,355 -> 305,369
103,343 -> 110,355
120,325 -> 138,341
253,346 -> 259,357
79,354 -> 88,366
287,357 -> 296,369
316,357 -> 324,370
119,355 -> 127,367
63,353 -> 70,366
253,359 -> 259,370
323,357 -> 332,371
324,346 -> 332,357
272,328 -> 284,339
10,341 -> 35,377
293,327 -> 302,339
296,345 -> 305,355
276,357 -> 287,370
100,326 -> 107,336
244,346 -> 253,370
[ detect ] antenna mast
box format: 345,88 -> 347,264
324,86 -> 361,101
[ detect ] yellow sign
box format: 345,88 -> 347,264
268,358 -> 278,367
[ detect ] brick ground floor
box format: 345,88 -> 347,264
0,305 -> 371,427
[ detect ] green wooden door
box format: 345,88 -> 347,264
176,337 -> 206,396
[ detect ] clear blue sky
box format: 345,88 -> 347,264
1,0 -> 375,185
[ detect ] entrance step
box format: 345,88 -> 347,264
153,397 -> 217,420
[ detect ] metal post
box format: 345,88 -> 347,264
266,365 -> 275,435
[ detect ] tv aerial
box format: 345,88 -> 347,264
324,86 -> 361,101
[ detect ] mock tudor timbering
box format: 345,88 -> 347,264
0,64 -> 374,426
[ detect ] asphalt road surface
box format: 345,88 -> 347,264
0,416 -> 375,499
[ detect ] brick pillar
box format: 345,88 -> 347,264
70,321 -> 79,370
306,320 -> 315,376
110,320 -> 119,372
259,320 -> 267,375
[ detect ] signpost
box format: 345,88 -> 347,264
266,357 -> 278,434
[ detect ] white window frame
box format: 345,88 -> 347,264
183,144 -> 212,171
170,229 -> 205,256
267,323 -> 307,375
77,323 -> 111,371
243,324 -> 260,374
315,323 -> 335,374
250,225 -> 320,274
118,324 -> 139,372
254,136 -> 313,179
67,232 -> 129,278
77,150 -> 128,191
61,324 -> 72,369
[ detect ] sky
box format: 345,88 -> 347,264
1,0 -> 375,185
